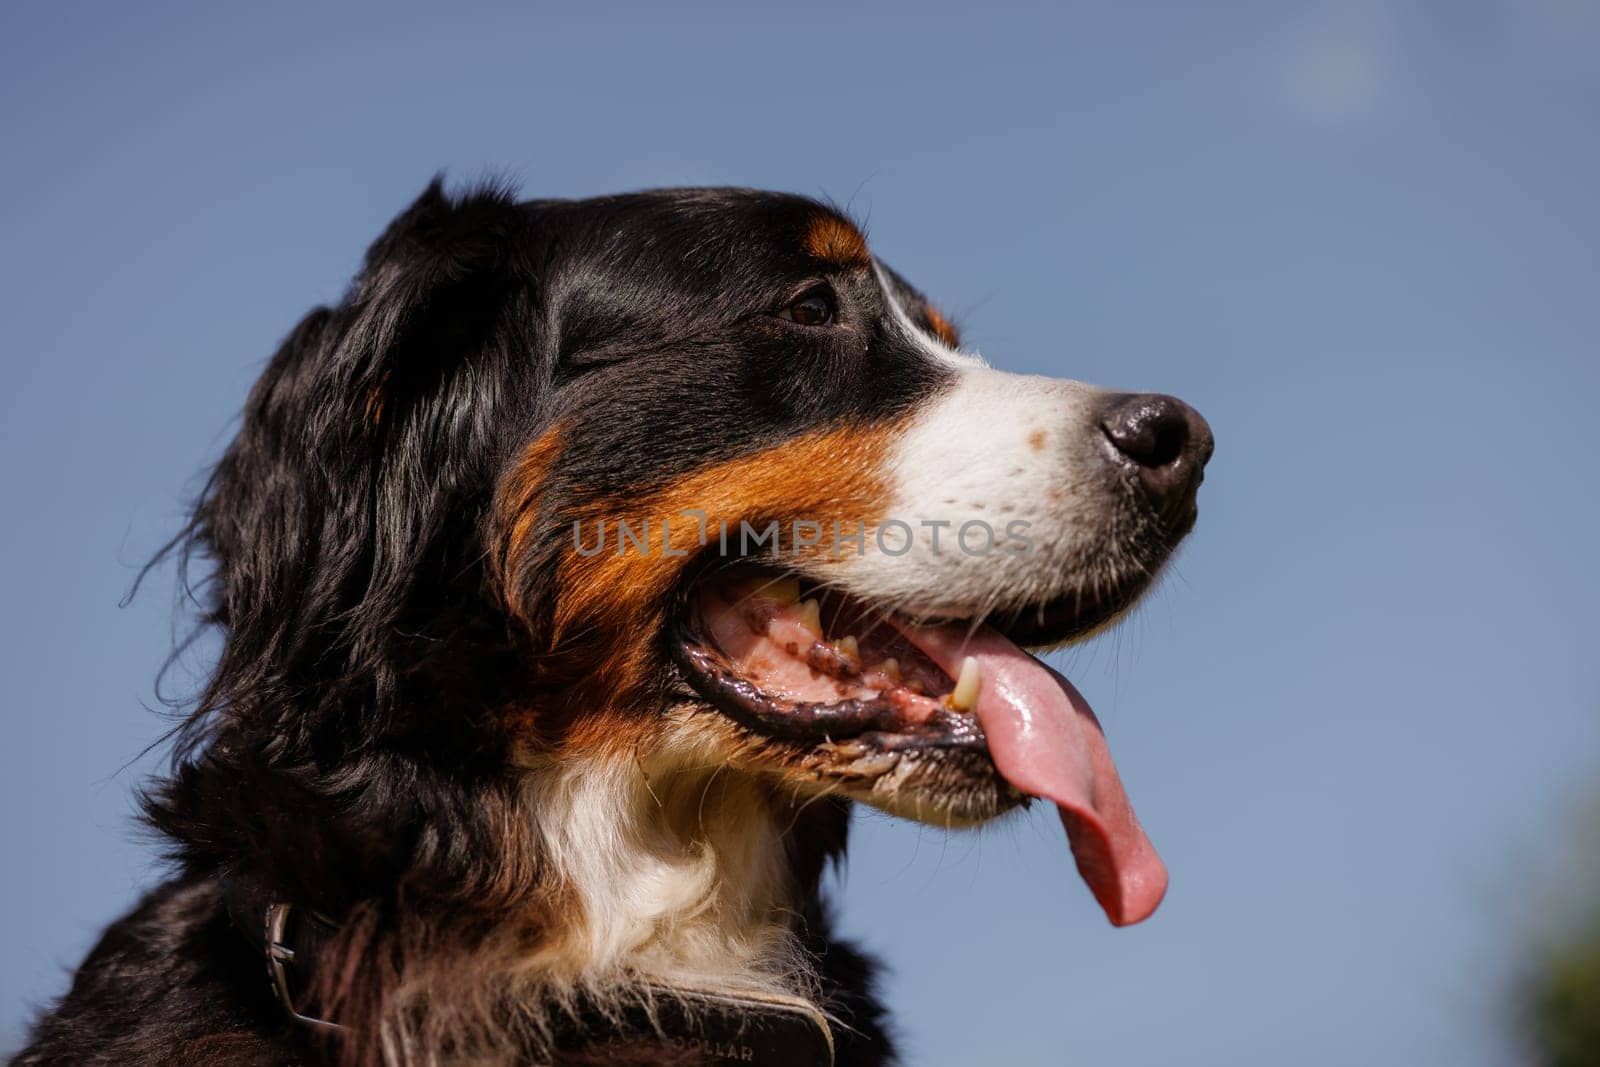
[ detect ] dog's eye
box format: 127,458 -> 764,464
779,287 -> 837,327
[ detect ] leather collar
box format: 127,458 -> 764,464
221,876 -> 835,1065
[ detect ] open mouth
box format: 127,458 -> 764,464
670,567 -> 1169,926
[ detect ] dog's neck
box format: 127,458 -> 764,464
516,744 -> 818,1000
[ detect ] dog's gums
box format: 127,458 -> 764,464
674,575 -> 986,744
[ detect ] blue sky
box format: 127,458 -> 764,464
2,2 -> 1597,1063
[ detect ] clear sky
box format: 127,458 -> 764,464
2,2 -> 1597,1063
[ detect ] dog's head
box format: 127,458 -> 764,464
192,180 -> 1210,929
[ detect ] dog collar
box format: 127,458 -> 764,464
221,878 -> 835,1065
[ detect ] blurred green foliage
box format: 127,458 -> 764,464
1527,906 -> 1600,1065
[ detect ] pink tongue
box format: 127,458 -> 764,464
893,621 -> 1168,926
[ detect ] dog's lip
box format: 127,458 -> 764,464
933,584 -> 1145,650
672,640 -> 991,752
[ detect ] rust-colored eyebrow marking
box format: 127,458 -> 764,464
924,305 -> 961,348
803,214 -> 871,268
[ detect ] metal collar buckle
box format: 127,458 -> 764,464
264,902 -> 346,1034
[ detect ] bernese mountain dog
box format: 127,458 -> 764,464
15,180 -> 1212,1066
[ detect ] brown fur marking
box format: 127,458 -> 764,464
802,214 -> 870,268
925,305 -> 961,348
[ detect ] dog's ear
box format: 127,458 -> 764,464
341,178 -> 536,436
192,179 -> 534,745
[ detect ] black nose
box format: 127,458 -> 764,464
1099,393 -> 1214,515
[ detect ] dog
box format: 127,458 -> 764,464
15,180 -> 1212,1066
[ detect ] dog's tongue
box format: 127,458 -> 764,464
892,620 -> 1168,926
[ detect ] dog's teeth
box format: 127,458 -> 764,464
765,577 -> 801,605
835,635 -> 859,661
949,656 -> 981,712
872,658 -> 902,683
797,598 -> 823,635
